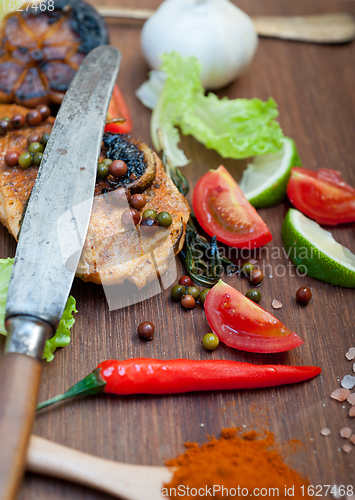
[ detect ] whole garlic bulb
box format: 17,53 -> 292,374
141,0 -> 258,90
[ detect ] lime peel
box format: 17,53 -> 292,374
282,209 -> 355,288
240,137 -> 301,208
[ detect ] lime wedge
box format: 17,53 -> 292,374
282,209 -> 355,288
239,137 -> 301,208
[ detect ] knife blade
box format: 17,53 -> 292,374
0,45 -> 121,500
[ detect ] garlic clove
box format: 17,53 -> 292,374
141,0 -> 258,90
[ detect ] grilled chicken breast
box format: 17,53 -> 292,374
0,104 -> 190,288
0,104 -> 54,236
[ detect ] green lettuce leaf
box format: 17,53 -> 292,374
0,258 -> 13,336
42,295 -> 77,362
136,69 -> 165,110
150,53 -> 204,168
181,93 -> 283,159
0,258 -> 77,362
137,52 -> 284,167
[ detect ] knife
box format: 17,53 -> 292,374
0,45 -> 121,500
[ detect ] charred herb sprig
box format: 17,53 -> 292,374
180,219 -> 238,287
161,149 -> 189,196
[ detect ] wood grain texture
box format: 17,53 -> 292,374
0,354 -> 41,500
0,0 -> 354,498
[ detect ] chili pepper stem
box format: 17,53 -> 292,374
36,369 -> 106,411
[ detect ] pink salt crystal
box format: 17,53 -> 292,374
320,428 -> 331,436
272,299 -> 283,309
331,388 -> 351,401
350,435 -> 355,445
349,406 -> 355,418
340,427 -> 352,439
249,258 -> 258,265
347,393 -> 355,405
353,362 -> 355,373
346,348 -> 355,360
341,444 -> 352,453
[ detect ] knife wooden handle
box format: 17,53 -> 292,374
0,353 -> 42,500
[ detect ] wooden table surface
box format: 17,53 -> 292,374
1,0 -> 355,498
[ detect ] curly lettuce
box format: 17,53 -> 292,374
0,258 -> 13,336
136,52 -> 284,168
0,258 -> 77,362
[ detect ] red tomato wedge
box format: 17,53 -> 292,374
192,165 -> 272,249
287,168 -> 355,226
104,84 -> 133,135
204,281 -> 304,353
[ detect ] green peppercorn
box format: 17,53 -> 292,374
186,286 -> 200,300
32,152 -> 43,166
199,288 -> 210,304
245,289 -> 261,303
28,142 -> 44,155
171,284 -> 186,301
102,158 -> 113,166
241,262 -> 255,278
142,209 -> 157,219
202,333 -> 219,351
97,163 -> 109,180
156,211 -> 172,227
40,133 -> 50,146
18,152 -> 33,169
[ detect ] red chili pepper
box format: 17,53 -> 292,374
104,84 -> 133,134
37,359 -> 321,410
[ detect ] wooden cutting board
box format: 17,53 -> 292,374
1,0 -> 355,498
